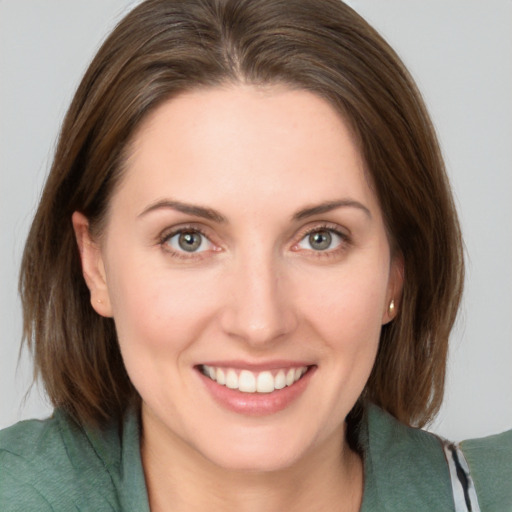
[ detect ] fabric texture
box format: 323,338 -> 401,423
0,404 -> 510,511
461,429 -> 512,512
0,408 -> 149,512
442,441 -> 481,512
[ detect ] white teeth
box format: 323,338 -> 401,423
256,371 -> 274,393
274,370 -> 286,390
226,369 -> 238,389
216,368 -> 226,385
239,370 -> 256,392
201,365 -> 309,393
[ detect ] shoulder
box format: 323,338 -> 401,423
460,428 -> 512,511
0,410 -> 129,511
361,404 -> 512,511
361,404 -> 453,511
0,415 -> 60,511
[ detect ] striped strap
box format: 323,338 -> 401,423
442,442 -> 481,512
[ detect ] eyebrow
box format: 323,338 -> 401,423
138,199 -> 227,223
138,198 -> 371,224
292,199 -> 372,221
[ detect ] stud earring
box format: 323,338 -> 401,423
97,299 -> 102,304
388,299 -> 395,316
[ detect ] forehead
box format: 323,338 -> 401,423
115,84 -> 379,218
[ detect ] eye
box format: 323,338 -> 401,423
164,230 -> 213,253
297,228 -> 344,251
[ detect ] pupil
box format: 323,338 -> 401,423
309,230 -> 331,250
178,232 -> 201,252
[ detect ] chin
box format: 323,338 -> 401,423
191,423 -> 322,474
204,445 -> 305,473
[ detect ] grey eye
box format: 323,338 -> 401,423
178,232 -> 202,252
308,230 -> 332,250
298,229 -> 343,251
166,230 -> 211,253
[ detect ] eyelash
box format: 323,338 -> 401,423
158,223 -> 351,260
293,223 -> 351,258
158,225 -> 216,260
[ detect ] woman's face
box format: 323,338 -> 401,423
75,85 -> 402,471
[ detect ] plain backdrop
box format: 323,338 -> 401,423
1,0 -> 511,440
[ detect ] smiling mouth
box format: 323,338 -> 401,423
198,364 -> 311,393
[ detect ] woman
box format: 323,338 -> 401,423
0,0 -> 510,510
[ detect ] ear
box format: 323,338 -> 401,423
382,252 -> 404,325
72,211 -> 113,317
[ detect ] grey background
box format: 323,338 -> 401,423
1,0 -> 511,440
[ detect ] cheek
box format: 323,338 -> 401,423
294,258 -> 389,384
106,257 -> 221,353
297,262 -> 388,337
106,264 -> 223,405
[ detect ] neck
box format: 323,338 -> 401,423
141,410 -> 363,512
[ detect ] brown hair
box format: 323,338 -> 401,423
20,0 -> 464,428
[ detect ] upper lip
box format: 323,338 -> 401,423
196,360 -> 315,371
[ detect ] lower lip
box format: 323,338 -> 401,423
197,367 -> 316,416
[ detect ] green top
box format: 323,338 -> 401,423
1,404 -> 510,511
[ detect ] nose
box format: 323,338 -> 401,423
219,251 -> 298,347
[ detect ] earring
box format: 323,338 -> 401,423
388,299 -> 395,316
97,299 -> 103,304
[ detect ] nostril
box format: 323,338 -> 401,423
219,306 -> 297,346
